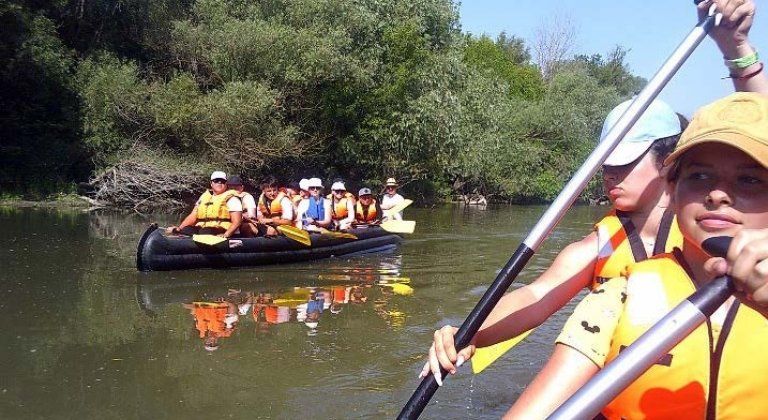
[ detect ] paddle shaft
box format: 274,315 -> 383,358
548,276 -> 734,420
397,15 -> 714,420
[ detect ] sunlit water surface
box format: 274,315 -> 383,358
0,204 -> 605,418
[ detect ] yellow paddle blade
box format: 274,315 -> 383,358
384,199 -> 413,217
277,225 -> 312,246
192,234 -> 228,246
472,330 -> 533,374
381,220 -> 415,234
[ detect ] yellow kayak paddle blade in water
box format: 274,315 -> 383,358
192,234 -> 228,246
277,225 -> 312,246
471,330 -> 533,374
381,220 -> 415,234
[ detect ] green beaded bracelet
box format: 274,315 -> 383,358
725,51 -> 759,70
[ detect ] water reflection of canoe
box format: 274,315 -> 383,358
136,224 -> 402,272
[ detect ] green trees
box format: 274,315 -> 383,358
1,0 -> 646,207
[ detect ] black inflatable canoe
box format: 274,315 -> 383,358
136,224 -> 402,271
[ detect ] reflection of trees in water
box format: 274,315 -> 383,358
88,211 -> 177,261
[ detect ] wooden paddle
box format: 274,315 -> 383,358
381,220 -> 415,234
276,225 -> 312,246
384,199 -> 413,217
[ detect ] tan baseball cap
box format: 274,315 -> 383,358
665,92 -> 768,168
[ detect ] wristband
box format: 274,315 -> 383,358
728,62 -> 764,80
725,51 -> 759,70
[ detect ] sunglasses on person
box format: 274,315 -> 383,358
309,186 -> 321,191
332,189 -> 345,193
211,179 -> 227,184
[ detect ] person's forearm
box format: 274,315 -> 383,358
177,212 -> 198,229
474,286 -> 545,347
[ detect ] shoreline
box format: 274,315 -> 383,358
0,195 -> 91,210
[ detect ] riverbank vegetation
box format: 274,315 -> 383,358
2,0 -> 643,210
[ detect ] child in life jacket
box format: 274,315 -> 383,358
507,92 -> 768,419
420,98 -> 686,383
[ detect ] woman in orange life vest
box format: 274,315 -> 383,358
328,180 -> 356,230
256,176 -> 295,232
507,92 -> 768,420
353,187 -> 383,226
419,99 -> 687,382
166,171 -> 243,238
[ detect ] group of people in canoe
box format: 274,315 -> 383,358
421,1 -> 768,418
166,175 -> 407,238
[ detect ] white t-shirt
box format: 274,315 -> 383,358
381,193 -> 405,220
240,192 -> 257,219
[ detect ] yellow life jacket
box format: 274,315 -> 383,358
291,194 -> 302,207
195,189 -> 238,229
355,200 -> 379,223
258,191 -> 286,218
600,251 -> 768,420
592,208 -> 682,289
328,195 -> 351,220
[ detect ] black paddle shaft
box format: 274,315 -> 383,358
397,243 -> 534,419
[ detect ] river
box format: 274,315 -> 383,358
0,204 -> 606,419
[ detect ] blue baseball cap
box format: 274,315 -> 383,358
600,98 -> 682,166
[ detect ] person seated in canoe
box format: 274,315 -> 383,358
507,92 -> 768,419
380,177 -> 405,221
256,176 -> 294,235
165,170 -> 243,238
328,180 -> 356,231
295,177 -> 332,232
227,175 -> 259,237
352,187 -> 383,227
299,178 -> 310,200
285,181 -> 303,209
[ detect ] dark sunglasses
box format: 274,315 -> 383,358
309,186 -> 321,190
332,189 -> 345,193
211,179 -> 227,184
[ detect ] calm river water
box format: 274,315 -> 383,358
0,204 -> 606,419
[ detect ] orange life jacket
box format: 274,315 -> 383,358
600,251 -> 768,420
328,195 -> 352,220
592,208 -> 682,289
195,189 -> 238,229
258,191 -> 287,217
355,200 -> 379,223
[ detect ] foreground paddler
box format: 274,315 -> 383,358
420,98 -> 685,381
166,170 -> 243,238
508,92 -> 768,419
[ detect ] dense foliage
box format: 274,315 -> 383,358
1,0 -> 645,207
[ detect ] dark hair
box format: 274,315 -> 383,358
648,112 -> 689,165
260,176 -> 278,190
